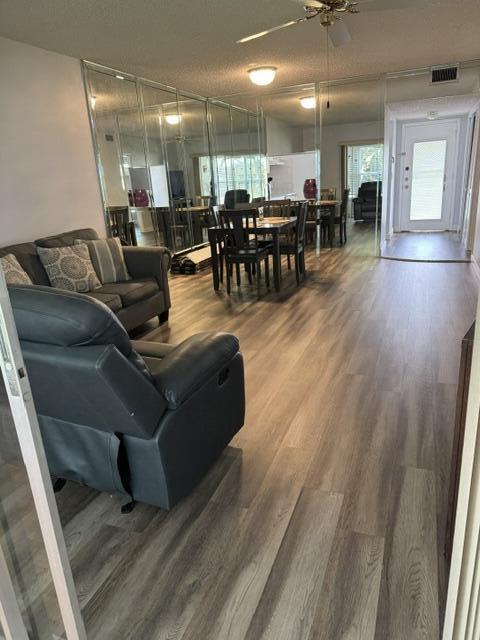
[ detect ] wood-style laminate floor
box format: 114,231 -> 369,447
4,223 -> 478,639
381,231 -> 470,262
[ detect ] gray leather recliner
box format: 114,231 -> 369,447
8,285 -> 245,509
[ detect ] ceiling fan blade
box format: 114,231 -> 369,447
237,18 -> 306,43
291,0 -> 330,8
328,21 -> 352,46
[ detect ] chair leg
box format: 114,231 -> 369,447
235,264 -> 241,287
295,253 -> 300,286
300,250 -> 306,280
219,251 -> 224,283
344,221 -> 347,243
226,260 -> 231,294
256,260 -> 261,296
264,257 -> 270,289
287,254 -> 291,270
247,263 -> 253,284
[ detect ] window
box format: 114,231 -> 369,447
346,143 -> 383,198
199,154 -> 267,204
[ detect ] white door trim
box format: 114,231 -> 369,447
0,272 -> 87,640
398,118 -> 460,231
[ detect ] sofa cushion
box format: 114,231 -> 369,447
0,242 -> 50,285
98,279 -> 159,308
37,244 -> 101,293
74,237 -> 131,284
0,254 -> 33,285
35,228 -> 99,248
86,291 -> 122,313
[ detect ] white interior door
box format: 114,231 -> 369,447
399,119 -> 459,231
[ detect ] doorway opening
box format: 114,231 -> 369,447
381,94 -> 479,262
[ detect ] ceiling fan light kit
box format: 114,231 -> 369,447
248,66 -> 277,86
300,96 -> 316,109
165,114 -> 181,125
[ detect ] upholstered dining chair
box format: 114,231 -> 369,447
220,209 -> 271,295
266,201 -> 308,285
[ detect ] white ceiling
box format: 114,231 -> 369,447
1,0 -> 479,97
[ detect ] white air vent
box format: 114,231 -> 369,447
431,65 -> 459,84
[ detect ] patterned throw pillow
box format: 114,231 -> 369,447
37,244 -> 101,293
74,237 -> 131,284
0,254 -> 33,285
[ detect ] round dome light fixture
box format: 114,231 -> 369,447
248,66 -> 277,86
165,114 -> 181,125
299,96 -> 316,110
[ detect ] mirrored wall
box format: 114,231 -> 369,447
84,62 -> 266,254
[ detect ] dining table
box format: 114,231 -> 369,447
208,216 -> 297,293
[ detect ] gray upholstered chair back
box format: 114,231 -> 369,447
9,285 -> 166,438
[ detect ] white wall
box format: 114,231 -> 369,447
266,117 -> 303,156
0,37 -> 105,245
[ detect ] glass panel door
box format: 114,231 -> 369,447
409,139 -> 447,221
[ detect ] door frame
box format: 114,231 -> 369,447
0,272 -> 86,640
398,118 -> 460,231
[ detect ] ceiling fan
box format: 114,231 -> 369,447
237,0 -> 460,48
237,0 -> 360,48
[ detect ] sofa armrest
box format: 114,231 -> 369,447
123,246 -> 172,311
147,332 -> 240,409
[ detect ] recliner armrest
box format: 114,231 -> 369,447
123,246 -> 172,310
147,332 -> 240,409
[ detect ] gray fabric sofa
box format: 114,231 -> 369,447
0,228 -> 171,331
9,285 -> 245,509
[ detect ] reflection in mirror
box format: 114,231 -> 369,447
216,84 -> 317,211
319,78 -> 385,254
86,69 -> 145,245
207,101 -> 265,210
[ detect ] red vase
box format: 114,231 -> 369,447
303,178 -> 317,200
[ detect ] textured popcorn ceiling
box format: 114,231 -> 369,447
1,0 -> 479,98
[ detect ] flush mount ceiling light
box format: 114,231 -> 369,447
248,66 -> 277,86
300,96 -> 316,109
115,74 -> 125,80
165,114 -> 181,125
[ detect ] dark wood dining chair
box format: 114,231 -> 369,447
267,201 -> 308,286
220,209 -> 271,295
337,188 -> 350,245
320,188 -> 349,246
262,199 -> 292,217
107,207 -> 137,246
151,206 -> 188,250
305,203 -> 318,245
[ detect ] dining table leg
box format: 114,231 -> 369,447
208,231 -> 220,290
273,231 -> 281,292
